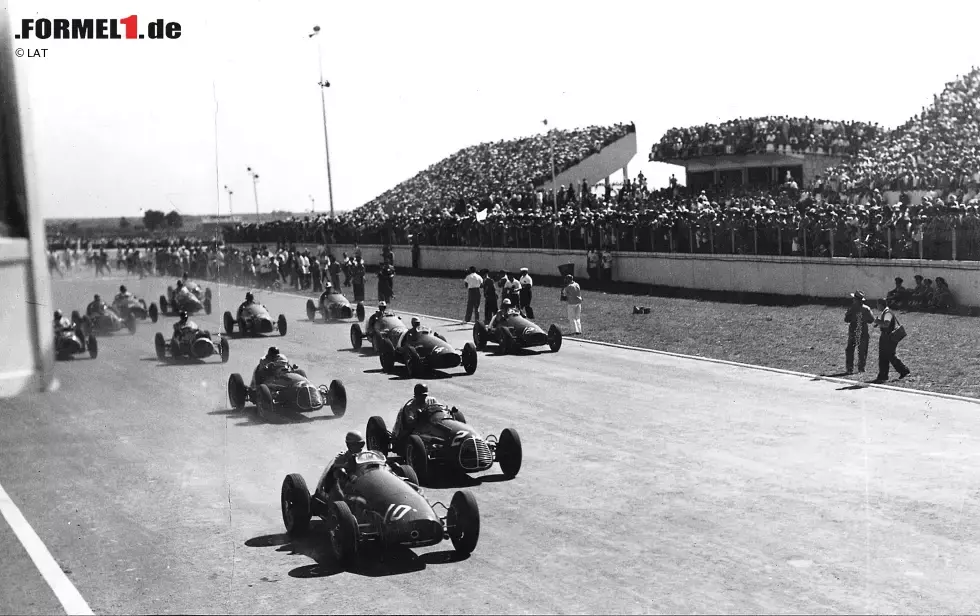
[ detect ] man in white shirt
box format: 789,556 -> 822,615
561,274 -> 583,334
463,266 -> 483,323
500,272 -> 522,310
518,267 -> 534,319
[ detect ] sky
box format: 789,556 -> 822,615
8,0 -> 980,220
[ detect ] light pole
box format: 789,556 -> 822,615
246,167 -> 260,223
224,185 -> 234,215
309,25 -> 335,219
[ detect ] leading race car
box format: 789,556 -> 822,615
357,322 -> 477,377
473,311 -> 562,354
55,317 -> 98,360
112,294 -> 159,324
154,327 -> 229,363
223,302 -> 287,337
366,402 -> 522,485
159,282 -> 213,316
306,287 -> 365,322
227,364 -> 347,417
279,450 -> 480,570
76,307 -> 137,336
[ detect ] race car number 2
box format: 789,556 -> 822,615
385,503 -> 412,522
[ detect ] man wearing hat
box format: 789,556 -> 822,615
322,430 -> 367,497
500,271 -> 522,310
561,274 -> 583,335
886,277 -> 908,308
519,267 -> 534,319
463,266 -> 483,323
844,291 -> 874,374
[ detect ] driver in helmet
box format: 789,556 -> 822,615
238,291 -> 257,317
172,310 -> 199,342
254,346 -> 296,386
367,300 -> 395,332
391,383 -> 439,450
401,317 -> 426,345
490,298 -> 518,328
53,310 -> 72,333
174,279 -> 192,300
323,431 -> 367,497
86,294 -> 107,317
115,285 -> 133,303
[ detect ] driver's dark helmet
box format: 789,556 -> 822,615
94,294 -> 101,302
178,310 -> 188,321
345,430 -> 365,453
324,281 -> 333,290
176,280 -> 184,288
119,285 -> 127,293
266,346 -> 280,360
183,271 -> 190,279
413,382 -> 429,402
411,317 -> 421,329
378,301 -> 387,312
54,310 -> 63,320
245,292 -> 254,303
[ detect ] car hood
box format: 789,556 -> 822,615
241,305 -> 271,319
346,465 -> 436,522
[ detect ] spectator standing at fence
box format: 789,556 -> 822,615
500,271 -> 522,309
587,248 -> 599,282
481,268 -> 498,324
310,255 -> 322,292
873,298 -> 910,382
328,256 -> 342,290
378,261 -> 395,303
600,249 -> 613,283
463,266 -> 483,323
844,291 -> 874,374
351,259 -> 366,302
519,267 -> 534,319
885,277 -> 908,308
561,274 -> 583,335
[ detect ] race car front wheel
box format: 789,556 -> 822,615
327,501 -> 359,571
328,380 -> 347,417
462,343 -> 478,375
227,373 -> 247,410
281,473 -> 311,536
406,435 -> 428,485
154,333 -> 167,361
447,490 -> 480,555
497,428 -> 523,479
87,335 -> 99,360
306,299 -> 317,322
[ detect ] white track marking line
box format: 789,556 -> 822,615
0,482 -> 94,616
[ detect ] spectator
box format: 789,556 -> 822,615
873,298 -> 910,382
560,274 -> 583,335
587,248 -> 599,282
481,268 -> 498,324
463,266 -> 483,323
600,248 -> 613,283
844,291 -> 874,374
351,258 -> 366,303
885,277 -> 908,308
519,267 -> 534,319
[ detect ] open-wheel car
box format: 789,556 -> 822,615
366,402 -> 522,485
112,295 -> 158,324
359,325 -> 477,377
223,302 -> 287,337
227,364 -> 347,417
154,328 -> 229,363
473,311 -> 562,354
348,312 -> 407,355
159,282 -> 212,316
76,308 -> 137,336
55,315 -> 98,360
306,287 -> 365,323
279,450 -> 480,570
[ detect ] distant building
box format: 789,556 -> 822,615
655,149 -> 843,193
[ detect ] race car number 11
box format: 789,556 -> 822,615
385,503 -> 412,522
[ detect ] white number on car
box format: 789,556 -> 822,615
385,503 -> 412,522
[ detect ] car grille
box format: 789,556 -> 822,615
258,319 -> 273,333
459,437 -> 493,471
428,352 -> 461,370
523,332 -> 548,346
192,339 -> 214,358
295,386 -> 323,410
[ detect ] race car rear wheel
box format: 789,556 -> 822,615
205,288 -> 213,303
327,501 -> 359,571
328,380 -> 347,417
204,297 -> 212,316
472,322 -> 487,351
498,328 -> 514,355
87,335 -> 99,359
447,490 -> 480,555
406,435 -> 428,485
223,311 -> 235,335
258,384 -> 274,414
159,296 -> 168,315
497,428 -> 523,479
395,463 -> 419,486
126,314 -> 137,334
405,347 -> 424,378
149,303 -> 159,323
305,299 -> 317,322
154,332 -> 167,360
349,324 -> 363,350
379,339 -> 396,373
281,474 -> 311,536
277,314 -> 287,336
239,318 -> 249,336
219,337 -> 230,363
356,302 -> 365,322
547,324 -> 563,353
228,373 -> 247,409
366,416 -> 390,454
462,343 -> 478,375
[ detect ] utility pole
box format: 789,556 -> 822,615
309,25 -> 335,218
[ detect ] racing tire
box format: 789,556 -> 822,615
498,328 -> 514,355
350,324 -> 363,350
547,324 -> 563,353
277,314 -> 287,336
462,343 -> 478,375
406,435 -> 428,485
306,299 -> 317,322
149,303 -> 159,323
228,373 -> 247,409
220,337 -> 230,363
447,490 -> 480,555
205,288 -> 213,303
327,501 -> 359,571
366,416 -> 390,454
159,296 -> 168,315
154,332 -> 167,360
126,314 -> 138,334
396,463 -> 419,486
497,428 -> 523,479
239,318 -> 249,336
379,339 -> 396,373
258,384 -> 274,414
204,297 -> 212,316
223,311 -> 235,335
355,302 -> 365,322
87,335 -> 99,359
405,347 -> 424,378
472,322 -> 487,351
328,380 -> 347,417
170,339 -> 181,358
281,473 -> 311,536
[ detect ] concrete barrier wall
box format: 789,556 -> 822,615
1,239 -> 38,396
231,242 -> 980,306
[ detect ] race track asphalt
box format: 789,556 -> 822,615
2,274 -> 980,614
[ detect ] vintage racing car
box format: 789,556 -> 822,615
76,308 -> 137,336
279,450 -> 480,569
223,303 -> 287,337
358,325 -> 477,377
55,319 -> 98,360
306,288 -> 365,322
112,295 -> 159,323
227,365 -> 347,417
348,312 -> 407,354
473,312 -> 562,354
159,282 -> 213,316
154,328 -> 229,363
366,402 -> 522,484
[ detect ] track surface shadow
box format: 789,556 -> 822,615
207,406 -> 340,426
